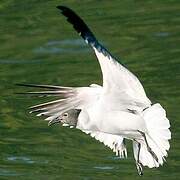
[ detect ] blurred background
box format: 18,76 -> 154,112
0,0 -> 179,179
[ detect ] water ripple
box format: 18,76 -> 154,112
0,168 -> 21,176
94,166 -> 114,170
33,38 -> 90,54
7,156 -> 35,164
154,32 -> 170,38
6,156 -> 48,165
0,59 -> 44,64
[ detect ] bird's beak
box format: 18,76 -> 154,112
48,118 -> 62,126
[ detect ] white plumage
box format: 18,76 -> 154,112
19,6 -> 171,175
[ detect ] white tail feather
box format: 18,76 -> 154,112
133,103 -> 171,168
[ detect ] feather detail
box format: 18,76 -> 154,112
83,130 -> 127,158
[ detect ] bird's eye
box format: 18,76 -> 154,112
63,113 -> 68,117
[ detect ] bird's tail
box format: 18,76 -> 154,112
133,103 -> 171,168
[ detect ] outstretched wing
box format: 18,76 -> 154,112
17,83 -> 102,122
18,84 -> 127,157
57,6 -> 151,110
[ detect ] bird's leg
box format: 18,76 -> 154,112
120,139 -> 127,158
135,141 -> 143,176
138,130 -> 158,163
122,139 -> 127,157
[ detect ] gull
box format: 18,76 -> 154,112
18,6 -> 171,175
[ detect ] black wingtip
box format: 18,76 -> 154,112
56,5 -> 124,65
56,5 -> 62,9
56,5 -> 75,17
56,5 -> 67,11
15,83 -> 63,90
15,83 -> 27,87
56,5 -> 97,46
56,5 -> 65,12
15,83 -> 35,87
56,6 -> 76,14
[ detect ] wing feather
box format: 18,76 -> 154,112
18,83 -> 102,122
57,6 -> 151,109
83,130 -> 127,158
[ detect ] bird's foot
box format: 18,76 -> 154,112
136,161 -> 143,176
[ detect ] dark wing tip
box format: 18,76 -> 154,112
56,5 -> 123,65
56,5 -> 97,45
56,5 -> 68,11
56,6 -> 70,15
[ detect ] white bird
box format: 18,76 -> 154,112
18,6 -> 171,175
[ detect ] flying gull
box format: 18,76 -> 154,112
18,6 -> 171,176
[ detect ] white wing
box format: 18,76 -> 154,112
18,83 -> 102,122
94,49 -> 151,110
18,83 -> 127,157
58,6 -> 151,111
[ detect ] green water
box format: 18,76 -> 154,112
0,0 -> 179,179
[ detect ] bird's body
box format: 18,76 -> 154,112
18,6 -> 171,175
77,102 -> 147,138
